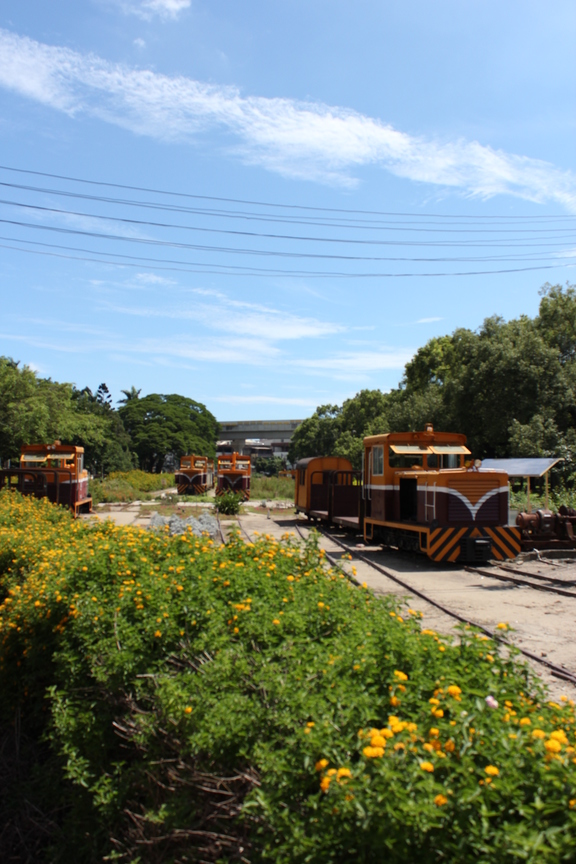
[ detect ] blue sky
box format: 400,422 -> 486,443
0,0 -> 574,420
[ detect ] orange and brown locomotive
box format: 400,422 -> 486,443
0,441 -> 92,516
175,455 -> 214,495
295,425 -> 520,564
216,452 -> 251,501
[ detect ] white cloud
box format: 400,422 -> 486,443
0,29 -> 575,208
103,294 -> 343,341
416,316 -> 444,324
109,0 -> 190,21
133,38 -> 146,49
293,350 -> 414,374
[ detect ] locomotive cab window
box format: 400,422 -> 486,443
388,445 -> 428,469
372,446 -> 384,476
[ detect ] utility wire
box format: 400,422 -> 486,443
1,163 -> 575,220
1,235 -> 574,278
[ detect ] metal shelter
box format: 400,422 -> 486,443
480,457 -> 563,511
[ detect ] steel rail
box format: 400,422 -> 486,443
466,565 -> 576,599
291,519 -> 576,688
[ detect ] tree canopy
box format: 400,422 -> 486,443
0,361 -> 217,475
289,283 -> 576,477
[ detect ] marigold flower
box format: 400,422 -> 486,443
447,685 -> 462,697
390,696 -> 401,707
154,630 -> 162,637
531,729 -> 546,739
393,742 -> 405,751
496,622 -> 508,630
484,765 -> 499,776
444,740 -> 455,753
363,745 -> 384,758
370,734 -> 387,748
320,776 -> 331,792
519,717 -> 531,726
545,739 -> 562,753
272,618 -> 280,625
429,697 -> 440,706
434,794 -> 448,806
306,721 -> 315,727
432,709 -> 444,718
380,728 -> 394,738
550,730 -> 569,745
420,761 -> 434,772
429,728 -> 440,738
394,670 -> 408,681
184,706 -> 192,714
336,767 -> 352,781
315,758 -> 329,771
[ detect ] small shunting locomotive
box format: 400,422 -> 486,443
216,452 -> 251,501
175,455 -> 214,495
0,441 -> 92,516
295,426 -> 521,564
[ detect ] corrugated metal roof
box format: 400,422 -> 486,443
480,457 -> 562,477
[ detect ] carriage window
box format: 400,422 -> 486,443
372,446 -> 384,475
299,469 -> 306,485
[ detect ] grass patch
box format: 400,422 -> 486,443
251,474 -> 295,500
1,491 -> 576,863
90,471 -> 175,504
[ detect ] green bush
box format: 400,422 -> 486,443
1,491 -> 576,863
108,470 -> 175,492
215,490 -> 242,514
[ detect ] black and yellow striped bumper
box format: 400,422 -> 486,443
427,525 -> 521,562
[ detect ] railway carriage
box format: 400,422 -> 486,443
294,456 -> 360,525
175,455 -> 214,495
0,441 -> 92,516
216,452 -> 251,501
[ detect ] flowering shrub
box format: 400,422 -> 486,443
1,490 -> 576,863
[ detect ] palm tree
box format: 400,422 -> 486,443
118,386 -> 142,404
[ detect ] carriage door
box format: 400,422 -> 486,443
399,478 -> 418,521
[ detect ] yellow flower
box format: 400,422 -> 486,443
380,728 -> 394,739
315,758 -> 329,771
429,728 -> 440,738
429,697 -> 440,706
272,618 -> 280,625
550,729 -> 569,745
363,745 -> 384,758
154,630 -> 162,637
287,575 -> 294,582
569,799 -> 576,809
336,767 -> 352,781
318,602 -> 325,609
390,696 -> 401,707
447,685 -> 462,697
394,670 -> 408,681
393,742 -> 405,751
444,740 -> 455,753
370,734 -> 387,748
531,728 -> 546,740
306,721 -> 315,727
545,739 -> 562,753
184,706 -> 192,714
432,709 -> 444,718
484,765 -> 499,776
519,718 -> 531,726
320,776 -> 331,792
496,622 -> 508,630
434,794 -> 448,806
420,761 -> 434,773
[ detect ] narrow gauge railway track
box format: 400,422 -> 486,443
216,514 -> 253,545
466,564 -> 576,599
290,519 -> 576,689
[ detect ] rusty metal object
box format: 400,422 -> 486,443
517,507 -> 576,549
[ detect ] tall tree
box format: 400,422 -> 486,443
119,394 -> 218,472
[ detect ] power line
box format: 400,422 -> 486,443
1,163 -> 575,220
1,234 -> 574,278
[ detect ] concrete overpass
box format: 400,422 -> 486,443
218,419 -> 304,455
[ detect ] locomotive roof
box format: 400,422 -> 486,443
363,426 -> 467,447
